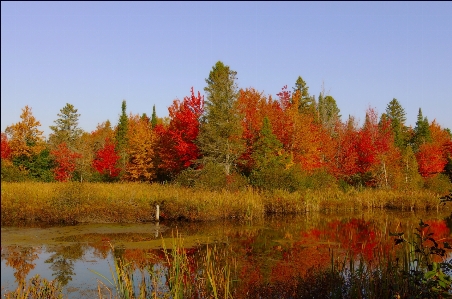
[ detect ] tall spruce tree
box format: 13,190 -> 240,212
197,61 -> 244,175
412,108 -> 431,151
385,98 -> 407,149
115,100 -> 129,171
49,103 -> 83,150
293,76 -> 316,115
151,105 -> 158,128
318,93 -> 341,134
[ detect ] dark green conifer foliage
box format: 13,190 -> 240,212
12,148 -> 54,182
293,76 -> 316,115
318,93 -> 341,134
115,100 -> 128,170
385,98 -> 408,149
49,103 -> 83,149
151,105 -> 158,128
197,61 -> 244,175
412,108 -> 432,151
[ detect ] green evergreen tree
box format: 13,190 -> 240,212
250,117 -> 290,189
412,108 -> 431,151
317,93 -> 341,134
293,76 -> 316,115
252,117 -> 285,169
115,100 -> 129,171
49,103 -> 83,149
385,98 -> 408,149
197,61 -> 244,175
11,148 -> 54,182
151,105 -> 158,128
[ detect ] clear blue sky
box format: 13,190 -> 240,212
2,1 -> 451,138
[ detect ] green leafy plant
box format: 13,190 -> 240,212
391,219 -> 452,297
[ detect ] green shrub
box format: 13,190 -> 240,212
176,162 -> 247,192
424,173 -> 452,194
1,161 -> 31,182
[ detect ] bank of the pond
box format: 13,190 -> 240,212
1,182 -> 448,225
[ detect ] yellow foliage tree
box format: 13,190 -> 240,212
5,106 -> 45,159
123,114 -> 156,181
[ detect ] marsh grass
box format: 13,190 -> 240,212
3,274 -> 64,299
90,232 -> 236,299
1,182 -> 449,225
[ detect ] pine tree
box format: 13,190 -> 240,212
197,61 -> 244,175
293,76 -> 316,115
151,105 -> 158,129
385,98 -> 407,149
412,108 -> 431,151
252,117 -> 285,169
318,93 -> 341,134
48,103 -> 83,150
115,100 -> 128,171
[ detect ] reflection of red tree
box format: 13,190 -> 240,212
231,233 -> 266,297
327,219 -> 379,261
300,219 -> 395,262
235,259 -> 264,298
422,220 -> 452,260
425,220 -> 450,239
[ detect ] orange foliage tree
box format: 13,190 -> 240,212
124,114 -> 156,181
5,106 -> 45,159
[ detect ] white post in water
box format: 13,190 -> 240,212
155,222 -> 159,238
156,205 -> 160,221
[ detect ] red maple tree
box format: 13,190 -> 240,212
331,119 -> 360,180
1,133 -> 12,160
157,87 -> 204,177
92,138 -> 120,178
51,142 -> 82,182
416,143 -> 447,178
236,88 -> 269,173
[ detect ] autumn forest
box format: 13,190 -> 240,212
2,61 -> 452,193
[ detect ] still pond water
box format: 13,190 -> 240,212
2,210 -> 452,298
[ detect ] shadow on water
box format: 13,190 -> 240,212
1,210 -> 452,298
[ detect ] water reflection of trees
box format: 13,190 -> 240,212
2,246 -> 39,287
44,243 -> 85,286
2,214 -> 450,297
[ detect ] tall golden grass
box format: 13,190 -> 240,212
1,182 -> 448,225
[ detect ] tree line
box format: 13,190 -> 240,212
2,61 -> 452,192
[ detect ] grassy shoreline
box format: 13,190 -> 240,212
1,182 -> 449,225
